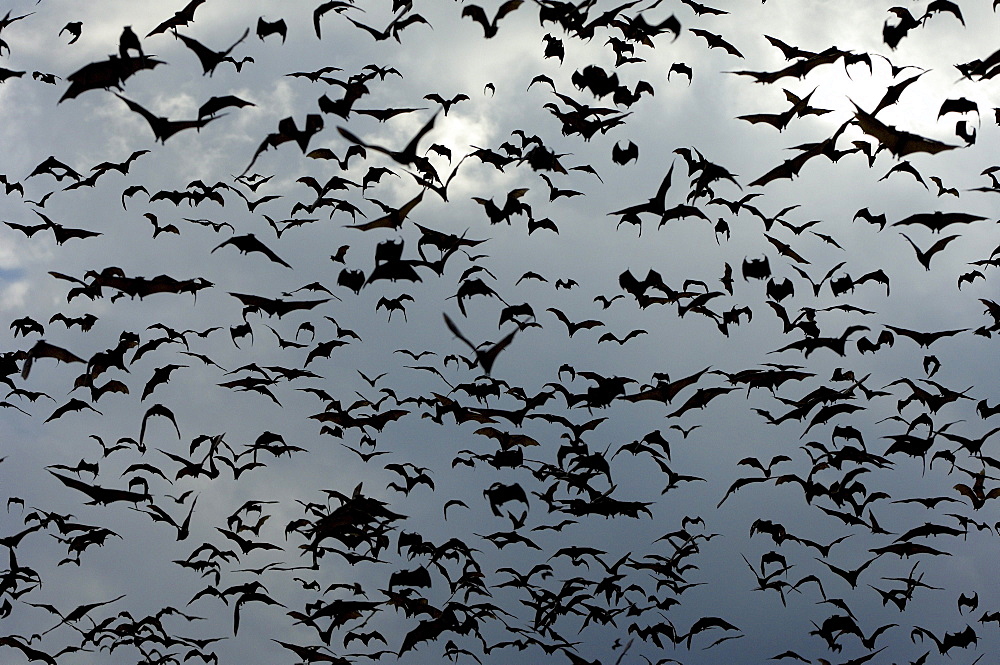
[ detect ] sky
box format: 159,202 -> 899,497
0,1 -> 999,664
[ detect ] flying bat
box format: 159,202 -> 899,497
899,233 -> 960,270
49,471 -> 147,505
229,292 -> 329,318
172,27 -> 250,76
116,94 -> 222,142
689,28 -> 743,57
462,1 -> 524,38
256,17 -> 287,43
212,234 -> 292,268
146,0 -> 206,36
60,55 -> 164,102
892,212 -> 985,233
852,101 -> 958,157
443,313 -> 516,375
198,95 -> 254,119
884,325 -> 968,347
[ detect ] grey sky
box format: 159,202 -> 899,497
0,1 -> 998,664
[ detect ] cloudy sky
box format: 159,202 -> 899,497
0,1 -> 998,664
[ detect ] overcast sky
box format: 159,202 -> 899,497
0,1 -> 999,664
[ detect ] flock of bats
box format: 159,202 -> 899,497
0,0 -> 999,664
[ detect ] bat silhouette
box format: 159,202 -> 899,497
172,27 -> 249,76
546,307 -> 603,337
242,114 -> 324,176
21,338 -> 86,379
49,471 -> 147,505
598,329 -> 648,345
462,1 -> 524,38
883,6 -> 922,49
871,71 -> 926,116
60,55 -> 165,102
857,329 -> 895,354
681,0 -> 727,15
30,211 -> 101,245
147,0 -> 205,36
212,234 -> 292,268
116,94 -> 222,143
229,293 -> 329,319
376,294 -> 414,321
256,17 -> 287,43
134,497 -> 198,540
666,386 -> 736,419
423,92 -> 470,115
764,234 -> 809,264
141,364 -> 187,400
443,314 -> 516,376
4,220 -> 47,238
668,62 -> 693,83
854,207 -> 887,231
338,112 -> 439,177
140,403 -> 181,445
898,233 -> 960,271
742,256 -> 771,281
882,325 -> 967,349
911,624 -> 977,654
852,101 -> 958,157
939,96 -> 978,119
59,21 -> 82,44
198,95 -> 254,119
345,10 -> 431,42
44,398 -> 101,422
612,140 -> 639,165
893,211 -> 985,233
313,1 -> 359,38
689,28 -> 743,57
853,269 -> 890,295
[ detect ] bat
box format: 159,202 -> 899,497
173,27 -> 250,76
147,0 -> 206,36
60,55 -> 165,102
256,17 -> 287,43
852,101 -> 958,157
49,471 -> 147,505
681,0 -> 728,16
212,234 -> 292,268
598,329 -> 648,345
668,62 -> 693,83
339,111 -> 439,178
911,625 -> 978,654
198,95 -> 254,119
462,1 -> 524,38
546,307 -> 603,337
689,28 -> 743,57
443,314 -> 516,375
899,233 -> 960,270
764,234 -> 809,264
892,211 -> 985,233
345,10 -> 431,42
116,94 -> 222,142
313,1 -> 359,38
854,207 -> 887,231
884,325 -> 968,347
612,140 -> 639,165
422,92 -> 470,115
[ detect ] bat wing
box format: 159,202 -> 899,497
852,101 -> 958,156
443,313 -> 477,353
115,94 -> 160,131
401,111 -> 439,160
